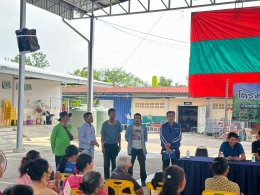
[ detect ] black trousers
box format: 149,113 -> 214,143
128,148 -> 147,182
103,143 -> 119,179
161,148 -> 180,171
55,155 -> 63,169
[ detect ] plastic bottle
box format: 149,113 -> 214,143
186,150 -> 190,158
252,153 -> 256,163
219,152 -> 224,157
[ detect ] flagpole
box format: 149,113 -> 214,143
223,79 -> 229,140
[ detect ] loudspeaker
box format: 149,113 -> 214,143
15,28 -> 40,53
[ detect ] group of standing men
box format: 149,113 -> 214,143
50,109 -> 182,186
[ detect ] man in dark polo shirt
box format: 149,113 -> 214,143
101,108 -> 122,179
110,155 -> 143,195
219,132 -> 246,161
252,130 -> 260,161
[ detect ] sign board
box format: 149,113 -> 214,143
233,83 -> 260,122
184,102 -> 192,105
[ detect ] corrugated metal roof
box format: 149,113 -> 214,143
26,0 -> 129,19
63,85 -> 188,95
0,60 -> 111,87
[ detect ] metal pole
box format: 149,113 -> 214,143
87,5 -> 95,112
67,98 -> 70,113
207,98 -> 211,118
223,79 -> 229,140
15,0 -> 26,152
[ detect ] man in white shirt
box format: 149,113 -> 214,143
125,113 -> 148,186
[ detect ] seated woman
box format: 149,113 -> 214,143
79,171 -> 105,195
205,157 -> 240,195
63,153 -> 107,195
110,155 -> 143,195
17,150 -> 40,186
2,185 -> 33,195
24,158 -> 58,195
159,165 -> 186,195
57,145 -> 79,174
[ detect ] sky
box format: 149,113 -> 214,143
0,0 -> 259,85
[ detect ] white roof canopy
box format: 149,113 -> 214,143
0,60 -> 111,87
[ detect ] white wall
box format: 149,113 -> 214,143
0,73 -> 62,125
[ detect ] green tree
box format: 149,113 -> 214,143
72,67 -> 101,80
100,68 -> 146,87
71,67 -> 146,87
11,51 -> 49,68
158,76 -> 173,86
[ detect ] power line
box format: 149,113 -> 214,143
97,18 -> 190,44
102,20 -> 189,49
120,12 -> 166,69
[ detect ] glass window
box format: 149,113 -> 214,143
219,103 -> 224,109
150,103 -> 154,108
213,103 -> 218,109
145,103 -> 149,108
140,103 -> 144,108
160,103 -> 164,108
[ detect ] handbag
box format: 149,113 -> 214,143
162,150 -> 176,160
62,125 -> 74,141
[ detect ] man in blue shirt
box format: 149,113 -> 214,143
101,108 -> 122,179
219,132 -> 246,161
160,111 -> 182,170
78,112 -> 99,157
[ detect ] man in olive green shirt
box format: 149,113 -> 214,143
50,111 -> 73,168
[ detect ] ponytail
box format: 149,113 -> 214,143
20,161 -> 34,177
19,150 -> 40,176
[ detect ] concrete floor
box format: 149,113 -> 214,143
0,130 -> 253,194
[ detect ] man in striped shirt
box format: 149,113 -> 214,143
160,111 -> 182,170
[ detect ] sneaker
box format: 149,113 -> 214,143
141,181 -> 146,187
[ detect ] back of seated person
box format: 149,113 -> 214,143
25,158 -> 58,195
110,155 -> 143,195
57,145 -> 79,174
159,165 -> 186,195
205,157 -> 240,195
2,185 -> 33,195
79,171 -> 107,195
17,150 -> 40,186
